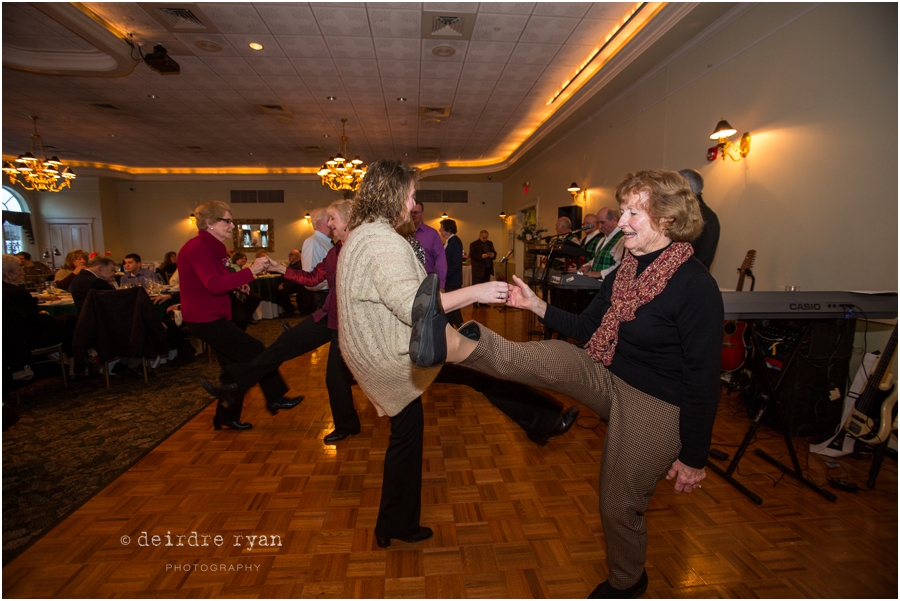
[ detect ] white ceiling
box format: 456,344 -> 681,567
2,2 -> 684,178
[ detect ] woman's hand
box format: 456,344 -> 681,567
249,257 -> 269,275
506,275 -> 547,318
666,459 -> 706,493
266,259 -> 286,274
153,294 -> 172,305
474,280 -> 509,305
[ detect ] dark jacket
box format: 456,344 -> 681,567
72,287 -> 168,363
691,196 -> 720,269
444,235 -> 463,290
469,238 -> 496,281
70,270 -> 115,316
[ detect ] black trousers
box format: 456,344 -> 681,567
226,316 -> 359,433
375,398 -> 424,538
434,364 -> 561,435
444,283 -> 463,328
185,319 -> 288,403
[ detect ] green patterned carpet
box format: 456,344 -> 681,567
2,317 -> 291,565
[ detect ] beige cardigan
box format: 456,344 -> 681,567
337,220 -> 441,417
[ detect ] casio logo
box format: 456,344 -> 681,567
790,303 -> 821,311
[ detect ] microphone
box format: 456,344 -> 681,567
567,223 -> 595,235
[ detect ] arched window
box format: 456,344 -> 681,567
2,186 -> 29,254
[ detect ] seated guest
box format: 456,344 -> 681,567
255,249 -> 268,259
157,251 -> 177,283
70,256 -> 117,316
230,252 -> 247,272
121,253 -> 163,288
16,251 -> 53,290
168,269 -> 179,287
275,249 -> 303,317
3,254 -> 76,374
53,249 -> 88,290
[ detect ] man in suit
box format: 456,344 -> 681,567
678,168 -> 720,269
439,219 -> 464,327
469,230 -> 496,308
70,256 -> 117,316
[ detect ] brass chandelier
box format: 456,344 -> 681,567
3,116 -> 76,193
318,118 -> 366,192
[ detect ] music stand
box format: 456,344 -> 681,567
495,249 -> 517,313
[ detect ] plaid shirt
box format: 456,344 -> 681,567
582,232 -> 603,263
592,229 -> 625,272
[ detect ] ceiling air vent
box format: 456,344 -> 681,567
422,11 -> 475,41
415,189 -> 468,204
419,106 -> 451,118
302,145 -> 325,153
179,145 -> 208,153
253,104 -> 292,116
155,7 -> 206,29
417,147 -> 441,155
90,103 -> 121,111
230,190 -> 285,204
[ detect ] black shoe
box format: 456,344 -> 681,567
200,377 -> 243,405
458,322 -> 481,341
528,406 -> 580,445
409,274 -> 447,367
267,395 -> 304,415
376,526 -> 433,549
588,570 -> 648,599
111,362 -> 140,378
324,428 -> 360,443
212,415 -> 253,431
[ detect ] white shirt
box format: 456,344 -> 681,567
301,230 -> 332,291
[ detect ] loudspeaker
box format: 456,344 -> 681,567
743,319 -> 855,440
557,205 -> 582,230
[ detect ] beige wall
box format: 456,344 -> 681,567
503,3 -> 897,293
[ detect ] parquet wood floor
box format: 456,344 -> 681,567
4,307 -> 897,598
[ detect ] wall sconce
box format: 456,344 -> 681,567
441,212 -> 448,219
567,182 -> 585,203
499,211 -> 507,220
304,212 -> 311,222
42,247 -> 61,269
707,119 -> 751,162
189,213 -> 196,226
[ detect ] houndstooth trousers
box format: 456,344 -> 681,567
458,322 -> 681,589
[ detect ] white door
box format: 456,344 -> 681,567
48,223 -> 93,257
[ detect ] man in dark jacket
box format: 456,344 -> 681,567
440,219 -> 464,327
679,169 -> 720,270
70,256 -> 117,315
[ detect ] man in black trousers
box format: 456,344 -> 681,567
440,219 -> 464,328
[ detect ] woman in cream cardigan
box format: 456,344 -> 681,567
337,159 -> 509,548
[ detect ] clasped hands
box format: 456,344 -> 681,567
249,256 -> 286,275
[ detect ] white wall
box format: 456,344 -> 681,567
502,3 -> 898,293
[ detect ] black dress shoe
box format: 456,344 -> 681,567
212,415 -> 253,431
267,395 -> 304,415
409,274 -> 447,367
323,428 -> 360,443
588,570 -> 648,599
200,377 -> 243,405
527,405 -> 580,446
375,526 -> 433,549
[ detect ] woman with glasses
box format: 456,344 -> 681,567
178,201 -> 303,431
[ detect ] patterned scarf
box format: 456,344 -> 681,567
585,242 -> 694,366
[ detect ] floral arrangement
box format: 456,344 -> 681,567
515,214 -> 547,242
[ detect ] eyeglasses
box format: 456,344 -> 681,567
216,218 -> 234,224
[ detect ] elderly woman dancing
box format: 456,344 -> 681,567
337,159 -> 510,548
411,169 -> 723,598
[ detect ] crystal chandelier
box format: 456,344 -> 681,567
318,118 -> 366,192
3,116 -> 76,193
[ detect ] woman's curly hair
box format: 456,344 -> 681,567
348,159 -> 419,230
615,169 -> 704,242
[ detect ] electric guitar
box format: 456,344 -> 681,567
843,325 -> 898,446
721,250 -> 756,372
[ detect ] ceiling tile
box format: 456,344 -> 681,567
277,35 -> 331,58
472,13 -> 528,42
568,18 -> 618,47
374,38 -> 421,61
201,56 -> 258,76
377,60 -> 420,79
551,44 -> 597,68
455,79 -> 495,95
291,57 -> 339,78
420,61 -> 462,80
246,57 -> 298,77
586,3 -> 634,20
256,4 -> 320,34
311,6 -> 371,36
325,36 -> 376,60
508,43 -> 558,65
465,40 -> 516,64
479,3 -> 536,15
520,16 -> 579,45
201,3 -> 271,34
368,8 -> 422,38
460,62 -> 504,81
341,76 -> 383,93
534,3 -> 591,18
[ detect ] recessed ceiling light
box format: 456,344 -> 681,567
194,40 -> 222,52
147,94 -> 158,99
326,96 -> 337,101
397,97 -> 407,102
323,134 -> 331,138
432,45 -> 456,58
108,133 -> 117,137
248,42 -> 264,51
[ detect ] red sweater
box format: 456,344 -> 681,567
178,230 -> 253,323
284,241 -> 341,330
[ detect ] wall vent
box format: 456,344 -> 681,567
140,3 -> 219,34
155,7 -> 206,29
422,11 -> 475,40
415,189 -> 468,204
230,190 -> 285,204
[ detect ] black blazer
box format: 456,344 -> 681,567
444,236 -> 463,290
70,270 -> 115,316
